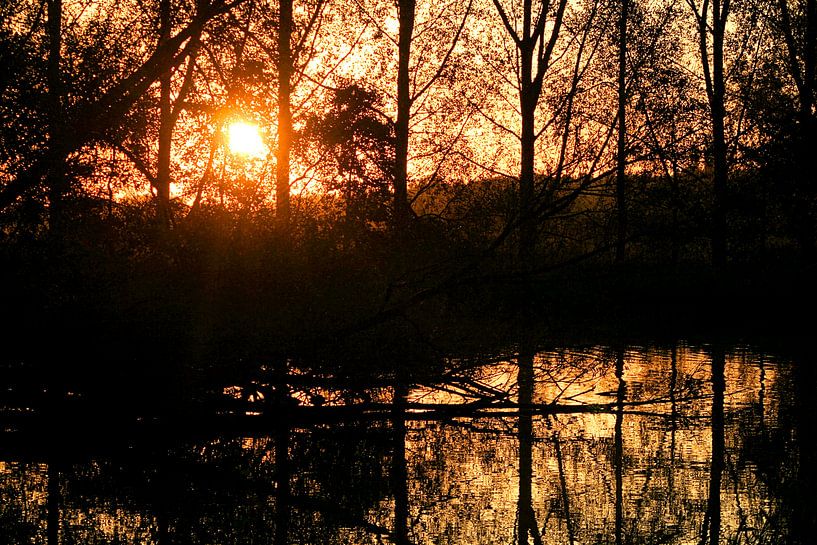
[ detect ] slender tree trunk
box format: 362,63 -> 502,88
519,97 -> 536,267
615,0 -> 628,263
793,129 -> 815,264
492,0 -> 568,267
519,1 -> 536,268
47,0 -> 65,234
710,0 -> 728,268
670,162 -> 680,265
276,0 -> 293,229
156,0 -> 172,228
394,0 -> 416,229
778,0 -> 816,262
47,0 -> 62,144
509,0 -> 558,521
796,0 -> 816,263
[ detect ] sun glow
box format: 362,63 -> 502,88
227,121 -> 266,157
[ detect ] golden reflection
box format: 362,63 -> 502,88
0,346 -> 794,544
400,346 -> 786,544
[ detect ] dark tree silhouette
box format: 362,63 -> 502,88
492,0 -> 569,266
277,0 -> 294,229
305,84 -> 395,230
0,0 -> 246,219
616,0 -> 629,263
687,0 -> 732,267
774,0 -> 817,263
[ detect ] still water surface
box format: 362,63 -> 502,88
1,344 -> 812,544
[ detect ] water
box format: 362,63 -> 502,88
0,343 -> 812,544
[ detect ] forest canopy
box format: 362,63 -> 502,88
0,0 -> 812,253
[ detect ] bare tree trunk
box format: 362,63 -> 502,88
803,0 -> 817,262
157,0 -> 173,228
519,96 -> 536,265
394,0 -> 416,229
519,1 -> 536,268
693,0 -> 730,268
795,0 -> 816,263
277,0 -> 293,229
777,0 -> 816,262
670,163 -> 680,265
47,0 -> 65,234
710,0 -> 729,268
615,0 -> 628,263
492,0 -> 568,266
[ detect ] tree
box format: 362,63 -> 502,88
46,0 -> 64,233
158,0 -> 175,227
0,0 -> 247,222
304,83 -> 395,232
393,0 -> 414,228
274,0 -> 328,230
490,0 -> 569,265
118,0 -> 203,228
616,0 -> 629,262
687,0 -> 732,267
774,0 -> 817,262
614,0 -> 704,263
277,0 -> 294,228
486,0 -> 627,267
155,0 -> 203,227
352,0 -> 472,230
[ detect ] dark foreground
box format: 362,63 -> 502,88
2,343 -> 816,545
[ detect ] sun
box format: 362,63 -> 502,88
227,121 -> 266,157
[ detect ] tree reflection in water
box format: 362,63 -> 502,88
614,347 -> 625,545
0,344 -> 808,544
516,350 -> 539,545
